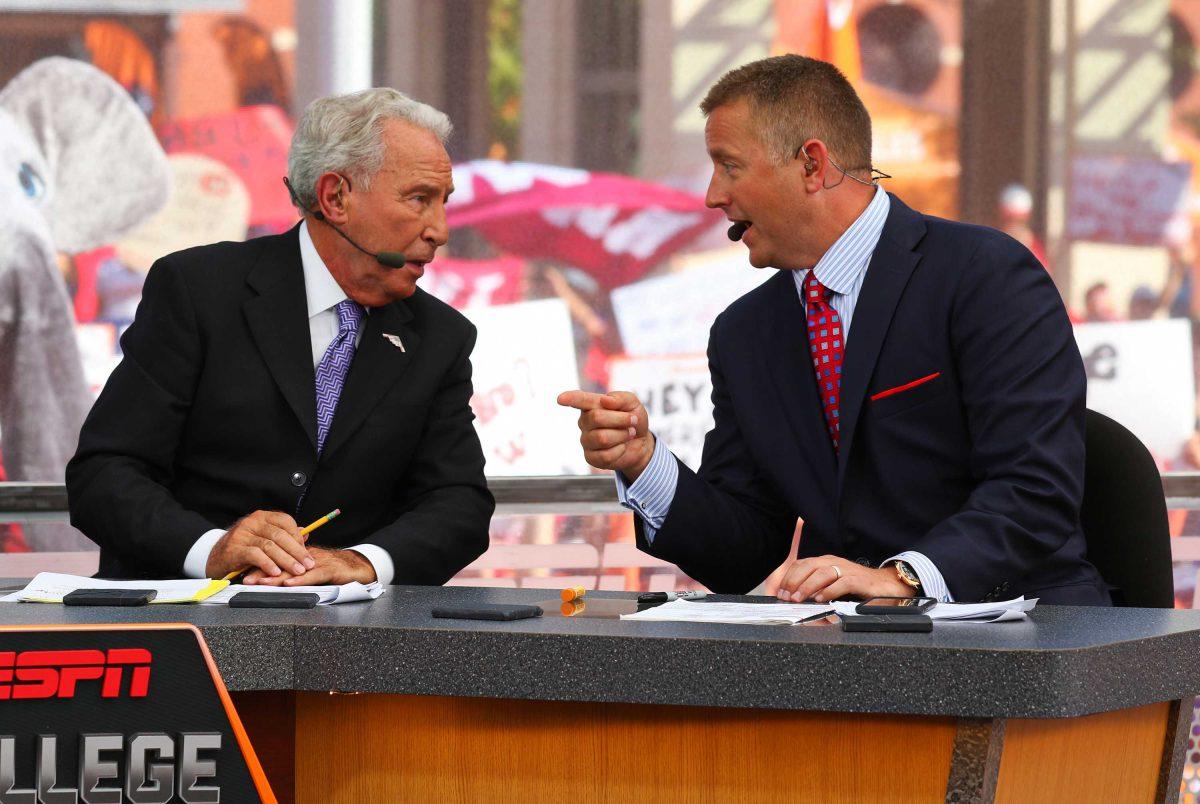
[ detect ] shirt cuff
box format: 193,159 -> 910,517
347,544 -> 393,586
614,436 -> 678,545
883,551 -> 954,603
183,529 -> 226,579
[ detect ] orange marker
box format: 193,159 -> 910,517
561,586 -> 586,603
561,599 -> 586,617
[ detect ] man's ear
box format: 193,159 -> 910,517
0,57 -> 169,253
798,139 -> 827,193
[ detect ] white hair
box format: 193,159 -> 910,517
287,87 -> 452,211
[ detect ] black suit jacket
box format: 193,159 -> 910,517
638,195 -> 1108,605
67,226 -> 494,581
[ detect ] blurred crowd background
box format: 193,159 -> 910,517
9,2 -> 1200,794
6,0 -> 1200,735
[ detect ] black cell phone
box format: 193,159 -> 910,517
431,603 -> 543,621
855,596 -> 937,615
228,591 -> 320,609
841,614 -> 932,633
63,589 -> 156,606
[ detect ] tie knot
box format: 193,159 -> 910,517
335,299 -> 365,334
804,271 -> 832,303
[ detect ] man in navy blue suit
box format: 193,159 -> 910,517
559,55 -> 1109,606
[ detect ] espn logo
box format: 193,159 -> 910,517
0,649 -> 151,700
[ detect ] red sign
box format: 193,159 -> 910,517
158,105 -> 297,230
423,255 -> 525,309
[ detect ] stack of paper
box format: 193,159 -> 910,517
0,573 -> 387,606
621,600 -> 835,625
831,597 -> 1037,623
201,581 -> 384,606
0,573 -> 227,604
620,597 -> 1037,626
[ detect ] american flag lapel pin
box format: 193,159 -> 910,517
383,333 -> 406,352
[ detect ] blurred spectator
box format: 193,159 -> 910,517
1129,284 -> 1163,320
83,21 -> 158,121
1165,216 -> 1197,320
212,17 -> 291,110
1084,281 -> 1120,322
95,256 -> 146,326
998,183 -> 1049,271
541,265 -> 622,392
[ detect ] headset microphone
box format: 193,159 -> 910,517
282,177 -> 407,269
728,221 -> 749,242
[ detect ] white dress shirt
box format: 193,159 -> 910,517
615,188 -> 953,602
182,221 -> 395,584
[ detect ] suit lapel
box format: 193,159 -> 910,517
762,271 -> 838,482
242,227 -> 319,452
320,298 -> 420,460
835,196 -> 926,491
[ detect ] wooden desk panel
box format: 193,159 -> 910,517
229,692 -> 1181,803
293,693 -> 958,803
996,702 -> 1171,804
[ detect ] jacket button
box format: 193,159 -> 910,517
291,472 -> 307,487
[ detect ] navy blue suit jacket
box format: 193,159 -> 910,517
637,195 -> 1108,605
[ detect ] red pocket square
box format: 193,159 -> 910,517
870,372 -> 942,402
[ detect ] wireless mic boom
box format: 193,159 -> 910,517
282,177 -> 407,269
322,222 -> 408,268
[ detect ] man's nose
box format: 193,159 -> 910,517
424,207 -> 450,248
704,175 -> 728,209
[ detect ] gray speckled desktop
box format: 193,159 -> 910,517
3,584 -> 1197,802
1,584 -> 1197,717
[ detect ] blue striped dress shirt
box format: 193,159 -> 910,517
615,187 -> 953,602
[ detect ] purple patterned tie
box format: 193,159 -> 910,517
315,299 -> 365,454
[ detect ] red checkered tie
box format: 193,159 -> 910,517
804,271 -> 844,451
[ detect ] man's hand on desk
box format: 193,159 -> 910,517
775,555 -> 914,604
206,510 -> 315,579
242,546 -> 377,586
557,390 -> 655,482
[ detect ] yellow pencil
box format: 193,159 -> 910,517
299,508 -> 341,537
221,509 -> 342,581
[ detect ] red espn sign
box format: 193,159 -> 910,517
0,648 -> 151,700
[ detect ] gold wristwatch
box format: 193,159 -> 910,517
893,560 -> 923,593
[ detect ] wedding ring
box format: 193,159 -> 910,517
829,565 -> 842,580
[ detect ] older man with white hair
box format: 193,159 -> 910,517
67,88 -> 494,584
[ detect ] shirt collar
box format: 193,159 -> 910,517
805,186 -> 890,295
298,220 -> 349,318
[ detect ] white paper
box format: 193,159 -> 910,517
201,581 -> 384,606
0,573 -> 223,604
621,600 -> 835,625
462,299 -> 590,475
1074,319 -> 1195,458
608,356 -> 712,471
611,249 -> 770,357
829,597 -> 1037,623
620,597 -> 1037,626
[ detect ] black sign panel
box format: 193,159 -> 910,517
0,625 -> 272,803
